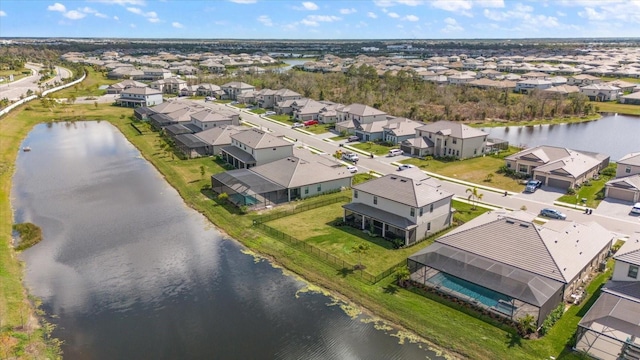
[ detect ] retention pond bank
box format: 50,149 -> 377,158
12,121 -> 442,359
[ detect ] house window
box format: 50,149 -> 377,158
456,150 -> 460,157
304,187 -> 309,194
452,139 -> 457,144
354,190 -> 358,198
519,164 -> 528,173
410,208 -> 415,217
507,163 -> 512,168
474,149 -> 477,155
626,167 -> 632,174
419,208 -> 423,216
430,204 -> 434,212
629,265 -> 639,279
317,184 -> 321,192
427,222 -> 431,231
373,196 -> 378,205
444,140 -> 447,146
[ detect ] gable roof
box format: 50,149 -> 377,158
382,117 -> 424,136
231,128 -> 291,149
122,87 -> 162,96
415,120 -> 488,139
338,103 -> 386,117
250,155 -> 352,188
606,175 -> 640,191
619,152 -> 640,166
352,170 -> 452,208
191,109 -> 232,123
615,233 -> 640,266
194,126 -> 247,145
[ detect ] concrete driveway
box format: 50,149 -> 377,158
597,198 -> 639,219
514,186 -> 567,204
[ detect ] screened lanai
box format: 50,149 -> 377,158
408,242 -> 565,325
211,169 -> 287,208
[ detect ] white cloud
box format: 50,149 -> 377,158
172,22 -> 183,28
301,2 -> 318,10
127,6 -> 142,14
484,3 -> 561,29
367,12 -> 378,19
129,23 -> 136,28
306,15 -> 340,22
148,17 -> 160,23
0,10 -> 6,17
80,7 -> 108,18
339,8 -> 356,14
257,15 -> 273,26
404,14 -> 419,21
557,11 -> 566,17
64,10 -> 87,20
126,6 -> 159,22
474,0 -> 504,8
228,0 -> 257,3
113,15 -> 119,20
47,3 -> 66,12
430,0 -> 472,12
578,7 -> 607,21
374,0 -> 423,7
441,17 -> 463,32
388,12 -> 400,18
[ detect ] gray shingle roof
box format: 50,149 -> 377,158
338,103 -> 386,117
615,233 -> 640,266
250,156 -> 352,188
619,152 -> 640,166
231,128 -> 291,149
352,171 -> 452,208
415,120 -> 488,139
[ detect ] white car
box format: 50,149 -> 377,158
205,96 -> 214,101
397,164 -> 415,171
346,165 -> 358,173
631,203 -> 640,215
291,122 -> 304,128
265,111 -> 276,115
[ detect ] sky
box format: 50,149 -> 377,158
1,0 -> 640,39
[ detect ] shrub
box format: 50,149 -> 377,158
566,187 -> 576,195
539,304 -> 565,336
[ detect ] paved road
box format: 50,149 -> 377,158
0,63 -> 71,101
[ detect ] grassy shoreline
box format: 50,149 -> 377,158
0,97 -> 619,359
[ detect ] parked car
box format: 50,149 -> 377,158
205,96 -> 214,101
397,164 -> 415,171
304,120 -> 318,126
388,149 -> 404,157
631,203 -> 640,215
291,122 -> 304,128
540,208 -> 567,220
341,152 -> 359,162
347,135 -> 359,142
265,111 -> 276,115
524,179 -> 543,193
346,165 -> 358,173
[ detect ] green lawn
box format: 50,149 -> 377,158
270,114 -> 293,122
556,164 -> 616,208
593,102 -> 640,116
351,142 -> 395,156
0,68 -> 30,83
250,108 -> 266,114
400,148 -> 524,192
54,67 -> 119,98
301,123 -> 333,134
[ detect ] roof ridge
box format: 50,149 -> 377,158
535,225 -> 567,283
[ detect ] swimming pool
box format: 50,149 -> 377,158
427,272 -> 513,311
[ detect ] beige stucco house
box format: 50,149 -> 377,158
401,120 -> 488,159
605,152 -> 640,203
220,128 -> 293,169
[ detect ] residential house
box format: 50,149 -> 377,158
106,79 -> 147,94
196,83 -> 225,98
409,210 -> 613,327
401,120 -> 488,159
515,79 -> 553,94
142,68 -> 172,80
543,85 -> 580,97
382,117 -> 424,144
189,108 -> 240,131
580,84 -> 621,101
220,128 -> 293,169
258,88 -> 302,109
575,233 -> 640,360
620,92 -> 640,105
116,87 -> 163,108
193,125 -> 247,156
150,78 -> 187,94
343,168 -> 454,247
212,151 -> 353,208
174,134 -> 210,159
568,74 -> 602,86
505,145 -> 610,189
606,80 -> 638,93
334,104 -> 387,134
605,152 -> 640,203
221,82 -> 256,100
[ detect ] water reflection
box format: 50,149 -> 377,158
482,114 -> 640,160
13,121 -> 441,360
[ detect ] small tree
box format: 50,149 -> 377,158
465,186 -> 483,210
395,266 -> 410,288
217,192 -> 229,202
352,243 -> 370,270
517,314 -> 537,337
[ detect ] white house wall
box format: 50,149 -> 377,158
253,146 -> 294,165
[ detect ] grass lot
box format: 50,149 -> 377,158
400,147 -> 524,192
351,142 -> 395,156
470,114 -> 601,128
250,108 -> 265,114
0,68 -> 30,83
556,163 -> 616,208
301,123 -> 333,134
593,102 -> 640,116
0,95 -> 619,359
54,67 -> 118,98
600,76 -> 640,84
270,114 -> 293,122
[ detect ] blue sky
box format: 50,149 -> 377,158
1,0 -> 639,39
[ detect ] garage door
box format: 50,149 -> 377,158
535,175 -> 546,183
607,187 -> 637,202
547,178 -> 572,190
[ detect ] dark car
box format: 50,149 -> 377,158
540,208 -> 567,220
347,135 -> 359,142
524,179 -> 543,193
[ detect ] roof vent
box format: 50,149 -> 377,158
506,220 -> 515,224
555,240 -> 558,243
519,224 -> 529,228
390,176 -> 397,180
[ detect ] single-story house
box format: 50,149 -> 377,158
409,210 -> 613,326
620,92 -> 640,105
505,145 -> 610,189
580,84 -> 621,101
605,152 -> 640,203
106,79 -> 148,94
575,233 -> 640,360
382,117 -> 424,145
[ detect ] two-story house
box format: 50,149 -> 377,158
342,168 -> 454,247
219,128 -> 293,169
258,88 -> 302,109
334,103 -> 387,134
116,87 -> 163,108
189,108 -> 240,131
567,74 -> 601,86
505,145 -> 610,190
221,82 -> 256,101
150,78 -> 187,94
576,233 -> 640,360
515,79 -> 553,94
401,120 -> 488,159
580,84 -> 621,101
605,152 -> 640,203
382,117 -> 424,145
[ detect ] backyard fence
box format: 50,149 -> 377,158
253,196 -> 407,285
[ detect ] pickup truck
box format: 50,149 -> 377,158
342,152 -> 359,162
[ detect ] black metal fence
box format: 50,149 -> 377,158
253,196 -> 407,285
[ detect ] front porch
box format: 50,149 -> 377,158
342,202 -> 416,247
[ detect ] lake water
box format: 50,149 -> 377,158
12,121 -> 441,360
480,113 -> 640,161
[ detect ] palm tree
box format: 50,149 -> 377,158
466,186 -> 483,210
352,243 -> 370,271
395,266 -> 410,288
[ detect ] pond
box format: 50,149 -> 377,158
12,121 -> 442,360
480,113 -> 640,161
